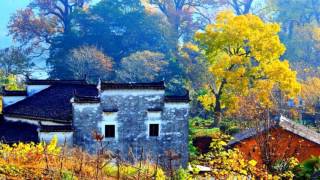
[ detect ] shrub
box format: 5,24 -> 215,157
269,157 -> 298,179
174,167 -> 192,180
294,156 -> 320,179
192,132 -> 263,178
189,117 -> 220,138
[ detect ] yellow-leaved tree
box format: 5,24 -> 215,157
195,11 -> 300,126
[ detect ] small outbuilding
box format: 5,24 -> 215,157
229,116 -> 320,165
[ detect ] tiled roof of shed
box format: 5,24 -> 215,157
101,81 -> 165,90
3,84 -> 98,123
228,115 -> 320,146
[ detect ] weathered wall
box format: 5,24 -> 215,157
100,90 -> 164,161
72,89 -> 189,168
159,102 -> 189,167
235,128 -> 320,166
72,102 -> 102,152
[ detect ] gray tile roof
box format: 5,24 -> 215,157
3,84 -> 98,123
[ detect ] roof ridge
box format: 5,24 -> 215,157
279,115 -> 320,145
26,78 -> 87,85
101,81 -> 165,90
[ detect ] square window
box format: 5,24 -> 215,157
149,124 -> 159,137
105,125 -> 115,138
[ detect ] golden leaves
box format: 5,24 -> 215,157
195,11 -> 300,114
194,132 -> 262,178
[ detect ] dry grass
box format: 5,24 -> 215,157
0,137 -> 166,179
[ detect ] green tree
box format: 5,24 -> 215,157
76,0 -> 176,61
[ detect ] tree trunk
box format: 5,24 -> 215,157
213,97 -> 222,127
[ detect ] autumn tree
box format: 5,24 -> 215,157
8,0 -> 90,54
66,46 -> 113,83
0,47 -> 33,76
116,51 -> 168,82
196,11 -> 300,126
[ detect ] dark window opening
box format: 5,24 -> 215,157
149,124 -> 159,137
105,125 -> 115,138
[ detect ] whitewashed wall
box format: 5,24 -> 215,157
27,85 -> 50,96
2,96 -> 26,107
164,102 -> 189,109
101,89 -> 164,97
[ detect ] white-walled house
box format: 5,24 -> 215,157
1,79 -> 190,167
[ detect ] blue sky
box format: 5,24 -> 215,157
0,0 -> 30,48
0,0 -> 101,77
0,0 -> 101,48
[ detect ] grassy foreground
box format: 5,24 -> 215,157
0,137 -> 165,179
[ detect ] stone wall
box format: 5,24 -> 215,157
72,89 -> 189,168
72,102 -> 102,152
